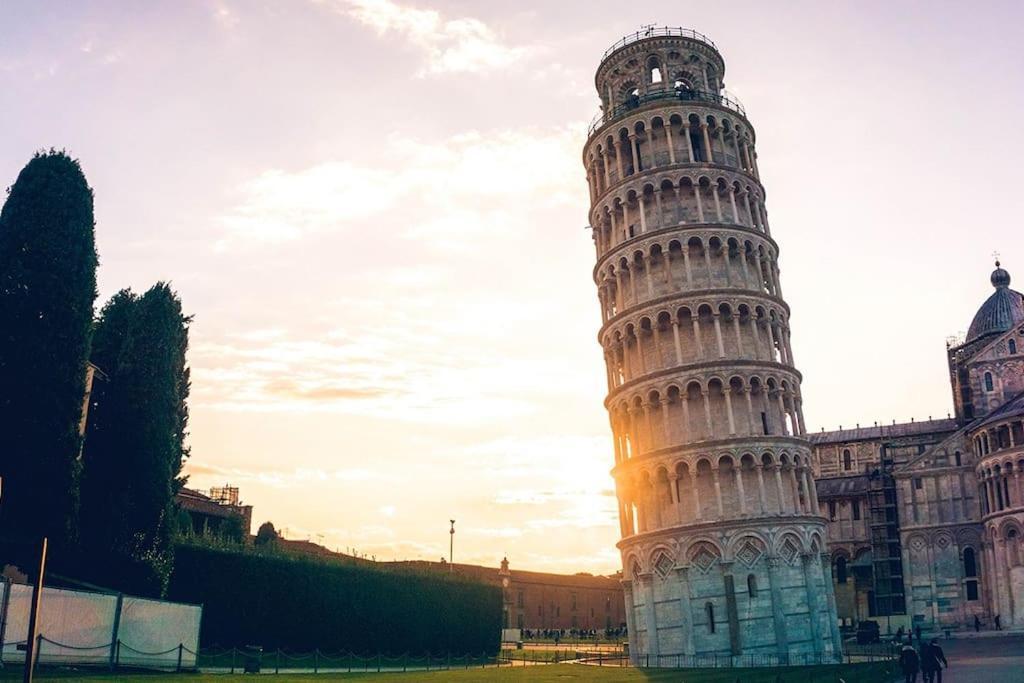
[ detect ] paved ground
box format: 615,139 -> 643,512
920,635 -> 1024,682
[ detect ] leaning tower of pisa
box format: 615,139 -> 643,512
583,28 -> 841,665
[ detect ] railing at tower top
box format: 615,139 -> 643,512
587,88 -> 747,136
600,27 -> 718,61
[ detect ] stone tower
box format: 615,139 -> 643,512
583,28 -> 841,665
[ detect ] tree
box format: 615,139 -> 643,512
78,283 -> 190,595
255,521 -> 279,546
0,151 -> 98,550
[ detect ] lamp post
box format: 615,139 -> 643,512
449,519 -> 455,573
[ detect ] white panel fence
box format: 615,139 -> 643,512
0,579 -> 202,669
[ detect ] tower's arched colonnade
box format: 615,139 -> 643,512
583,28 -> 841,665
971,413 -> 1024,628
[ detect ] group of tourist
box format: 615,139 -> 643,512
898,638 -> 949,683
520,627 -> 627,642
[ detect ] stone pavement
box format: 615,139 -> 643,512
917,634 -> 1024,682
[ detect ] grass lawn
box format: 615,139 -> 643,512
6,661 -> 898,682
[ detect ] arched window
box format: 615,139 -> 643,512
964,547 -> 977,577
836,556 -> 848,584
747,574 -> 758,598
963,547 -> 979,601
842,449 -> 852,471
651,67 -> 662,84
1010,339 -> 1017,354
1009,529 -> 1020,567
705,602 -> 715,633
985,372 -> 994,392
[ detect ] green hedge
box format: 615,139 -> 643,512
168,543 -> 501,654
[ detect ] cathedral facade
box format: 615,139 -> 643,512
584,28 -> 840,664
813,263 -> 1024,633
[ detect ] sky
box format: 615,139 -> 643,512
2,0 -> 1024,575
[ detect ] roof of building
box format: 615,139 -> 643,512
175,487 -> 250,518
966,262 -> 1024,343
389,560 -> 622,589
815,475 -> 871,498
808,418 -> 957,445
970,389 -> 1024,432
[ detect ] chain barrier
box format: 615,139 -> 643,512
17,636 -> 896,675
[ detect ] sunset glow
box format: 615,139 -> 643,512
4,0 -> 1024,574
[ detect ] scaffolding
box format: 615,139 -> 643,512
209,485 -> 239,506
867,445 -> 906,616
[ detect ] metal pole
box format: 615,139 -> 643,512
449,520 -> 455,572
23,537 -> 47,683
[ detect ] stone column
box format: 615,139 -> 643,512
700,124 -> 713,163
774,465 -> 787,514
702,390 -> 714,439
820,553 -> 843,657
629,135 -> 641,174
724,388 -> 737,435
676,566 -> 696,655
682,124 -> 695,163
664,125 -> 677,165
694,185 -> 705,222
622,582 -> 639,664
734,463 -> 747,515
671,320 -> 683,364
635,331 -> 646,375
692,470 -> 703,521
729,188 -> 739,223
801,553 -> 823,657
750,316 -> 763,359
692,316 -> 704,359
713,313 -> 726,357
682,246 -> 694,285
789,466 -> 801,513
744,388 -> 756,435
712,468 -> 725,516
712,186 -> 723,222
766,558 -> 790,659
614,139 -> 625,178
638,196 -> 648,233
756,464 -> 768,513
681,397 -> 691,442
732,315 -> 744,357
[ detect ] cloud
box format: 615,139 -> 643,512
331,0 -> 527,75
216,127 -> 583,248
184,461 -> 385,488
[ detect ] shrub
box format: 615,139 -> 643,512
168,542 -> 501,654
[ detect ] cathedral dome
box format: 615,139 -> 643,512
966,261 -> 1024,343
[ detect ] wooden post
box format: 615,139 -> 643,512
176,644 -> 183,672
0,578 -> 12,666
108,593 -> 123,670
23,537 -> 47,683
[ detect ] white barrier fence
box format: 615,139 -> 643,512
0,580 -> 202,669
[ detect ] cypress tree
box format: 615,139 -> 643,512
79,283 -> 191,595
0,151 -> 98,549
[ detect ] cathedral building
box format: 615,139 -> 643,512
813,262 -> 1024,633
584,28 -> 840,665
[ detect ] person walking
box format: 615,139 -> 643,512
896,626 -> 905,644
920,639 -> 948,683
995,614 -> 1002,630
915,625 -> 922,644
974,614 -> 981,632
900,644 -> 920,683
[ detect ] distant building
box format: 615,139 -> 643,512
812,262 -> 1024,632
175,486 -> 252,537
394,558 -> 626,632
